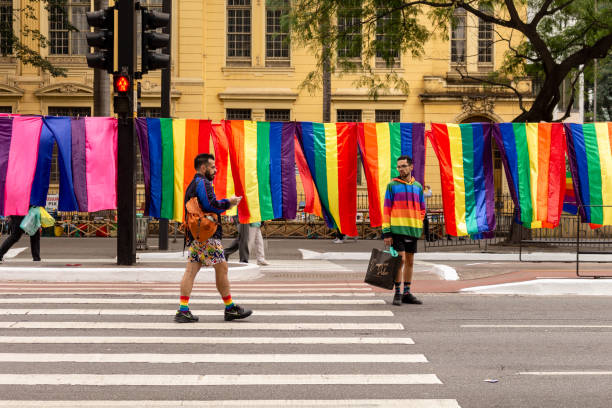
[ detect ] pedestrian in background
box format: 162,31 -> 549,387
224,213 -> 249,263
0,214 -> 41,262
248,222 -> 269,266
176,153 -> 252,323
382,155 -> 426,306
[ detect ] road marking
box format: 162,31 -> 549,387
0,374 -> 442,385
0,282 -> 371,288
0,309 -> 393,317
462,324 -> 612,328
0,287 -> 371,292
3,322 -> 405,330
0,353 -> 427,363
0,336 -> 415,344
518,371 -> 612,376
0,291 -> 376,296
0,400 -> 461,408
0,298 -> 385,305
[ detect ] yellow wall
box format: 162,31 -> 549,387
1,0 -> 531,199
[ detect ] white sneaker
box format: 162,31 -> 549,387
257,259 -> 270,266
333,238 -> 344,244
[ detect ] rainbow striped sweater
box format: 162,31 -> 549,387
382,177 -> 426,238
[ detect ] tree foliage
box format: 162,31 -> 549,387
1,0 -> 75,77
286,0 -> 612,122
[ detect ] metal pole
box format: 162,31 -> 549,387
158,0 -> 172,251
116,0 -> 137,265
93,0 -> 110,117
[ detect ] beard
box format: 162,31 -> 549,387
205,171 -> 215,181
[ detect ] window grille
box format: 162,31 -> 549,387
0,0 -> 13,55
375,110 -> 400,123
478,5 -> 494,64
265,109 -> 290,122
336,109 -> 362,122
226,108 -> 252,120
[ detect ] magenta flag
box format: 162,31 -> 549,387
85,117 -> 118,212
4,116 -> 42,215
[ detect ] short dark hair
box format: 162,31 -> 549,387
397,155 -> 413,165
194,153 -> 215,169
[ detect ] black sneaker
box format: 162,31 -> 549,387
224,304 -> 252,321
392,293 -> 402,306
402,293 -> 423,304
174,310 -> 199,323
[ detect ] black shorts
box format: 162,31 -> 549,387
391,234 -> 418,254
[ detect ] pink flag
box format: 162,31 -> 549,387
4,116 -> 42,215
85,117 -> 118,212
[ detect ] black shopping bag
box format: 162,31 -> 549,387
364,247 -> 402,290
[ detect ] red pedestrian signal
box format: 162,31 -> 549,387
114,75 -> 130,93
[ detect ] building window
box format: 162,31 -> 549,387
337,109 -> 362,122
266,0 -> 290,67
49,0 -> 90,56
375,110 -> 400,123
0,0 -> 13,55
226,108 -> 252,120
227,0 -> 251,66
451,8 -> 467,64
0,106 -> 11,113
375,4 -> 400,68
139,107 -> 162,117
265,109 -> 290,122
48,106 -> 91,117
478,5 -> 494,65
337,0 -> 362,60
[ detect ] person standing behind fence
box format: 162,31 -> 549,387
175,153 -> 252,323
382,155 -> 426,306
0,214 -> 41,263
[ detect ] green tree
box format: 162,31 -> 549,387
584,55 -> 612,121
0,0 -> 75,77
287,0 -> 612,122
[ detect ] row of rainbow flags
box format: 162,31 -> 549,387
1,114 -> 610,237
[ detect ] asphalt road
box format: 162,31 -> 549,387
0,283 -> 611,407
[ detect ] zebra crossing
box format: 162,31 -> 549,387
0,281 -> 460,407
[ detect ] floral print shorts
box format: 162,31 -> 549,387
188,238 -> 225,266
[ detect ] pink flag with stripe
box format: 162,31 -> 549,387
4,116 -> 42,215
85,117 -> 118,212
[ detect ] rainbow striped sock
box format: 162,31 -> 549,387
403,282 -> 411,294
222,294 -> 235,310
179,296 -> 189,312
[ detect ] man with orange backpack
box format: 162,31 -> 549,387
175,153 -> 252,323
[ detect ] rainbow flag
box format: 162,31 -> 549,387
357,122 -> 426,227
224,120 -> 297,224
430,123 -> 496,237
563,170 -> 578,215
295,136 -> 323,218
296,122 -> 358,236
564,122 -> 612,227
136,118 -> 212,221
210,123 -> 236,216
493,123 -> 566,228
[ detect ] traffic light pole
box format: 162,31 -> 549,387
116,0 -> 137,265
158,0 -> 172,251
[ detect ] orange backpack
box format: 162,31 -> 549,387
183,197 -> 218,242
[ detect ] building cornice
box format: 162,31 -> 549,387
34,82 -> 93,98
218,88 -> 298,102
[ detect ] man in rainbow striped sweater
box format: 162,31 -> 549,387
382,155 -> 426,306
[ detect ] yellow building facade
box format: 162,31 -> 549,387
0,0 -> 532,199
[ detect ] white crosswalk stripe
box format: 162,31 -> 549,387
0,281 -> 460,407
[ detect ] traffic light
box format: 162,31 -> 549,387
85,7 -> 115,72
113,71 -> 132,114
141,8 -> 170,74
